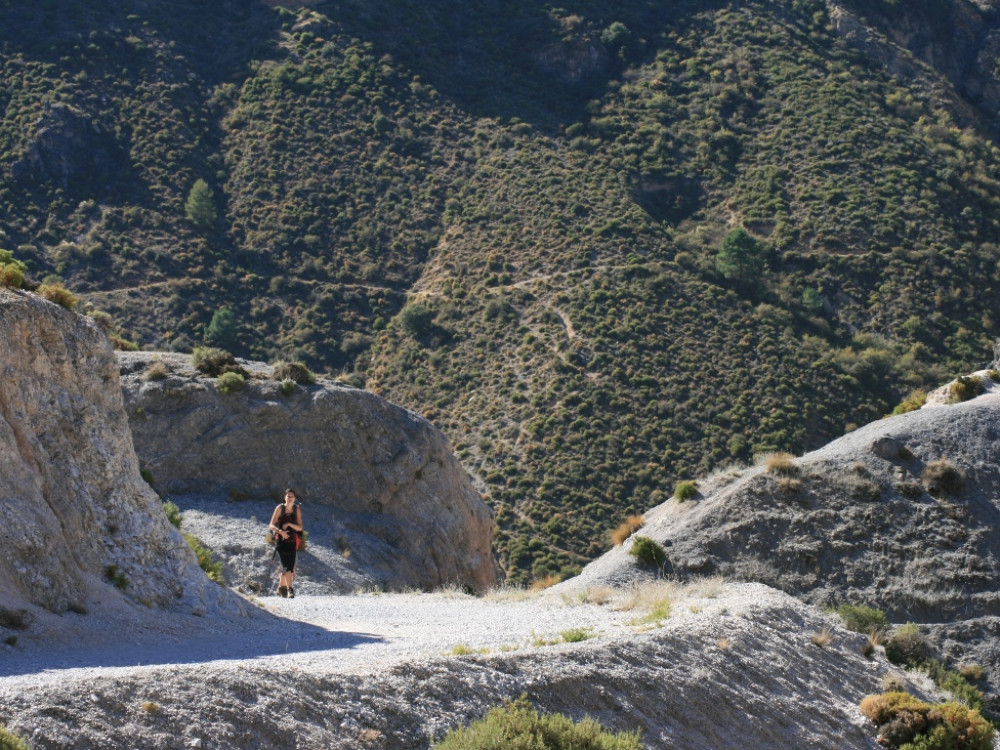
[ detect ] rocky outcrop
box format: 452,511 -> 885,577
0,288 -> 241,626
118,352 -> 497,593
560,388 -> 1000,697
828,0 -> 1000,136
10,102 -> 126,197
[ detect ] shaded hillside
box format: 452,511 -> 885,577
2,0 -> 1000,581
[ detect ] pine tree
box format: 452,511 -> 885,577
185,179 -> 217,231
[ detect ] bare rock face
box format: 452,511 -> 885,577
0,288 -> 238,623
118,352 -> 497,593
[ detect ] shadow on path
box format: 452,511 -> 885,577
0,608 -> 386,678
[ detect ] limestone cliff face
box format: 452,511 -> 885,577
118,352 -> 497,593
0,288 -> 236,619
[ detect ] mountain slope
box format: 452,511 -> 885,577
3,0 -> 1000,580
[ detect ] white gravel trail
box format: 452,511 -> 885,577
0,588 -> 642,689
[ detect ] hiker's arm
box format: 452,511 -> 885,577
286,507 -> 303,533
268,507 -> 285,537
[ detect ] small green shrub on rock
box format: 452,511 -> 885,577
833,603 -> 889,635
885,623 -> 929,667
193,346 -> 247,377
629,536 -> 667,568
37,282 -> 77,310
272,360 -> 316,384
432,694 -> 642,750
216,371 -> 245,394
182,532 -> 224,584
674,480 -> 698,501
0,723 -> 31,750
949,375 -> 985,403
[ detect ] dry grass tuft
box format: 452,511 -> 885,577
763,451 -> 799,476
529,574 -> 562,592
811,626 -> 833,647
610,515 -> 645,546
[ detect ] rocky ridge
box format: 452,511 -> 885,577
557,382 -> 1000,704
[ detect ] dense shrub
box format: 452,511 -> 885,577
396,302 -> 436,336
432,695 -> 642,749
890,389 -> 927,416
859,691 -> 993,750
629,536 -> 667,568
0,249 -> 26,289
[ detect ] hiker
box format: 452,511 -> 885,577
269,488 -> 304,598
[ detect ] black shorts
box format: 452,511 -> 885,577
277,542 -> 296,573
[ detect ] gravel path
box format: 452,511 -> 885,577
0,587 -> 645,688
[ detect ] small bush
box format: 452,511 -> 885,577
834,603 -> 889,635
192,346 -> 245,377
431,694 -> 642,750
610,515 -> 644,546
629,536 -> 667,568
37,282 -> 77,310
272,360 -> 316,384
396,302 -> 436,336
182,532 -> 224,584
890,389 -> 927,416
764,452 -> 798,476
0,723 -> 31,750
922,459 -> 965,497
163,500 -> 182,529
560,627 -> 594,643
280,378 -> 296,395
885,623 -> 929,666
105,564 -> 129,590
0,608 -> 28,630
216,371 -> 246,394
949,375 -> 985,403
674,480 -> 698,501
144,360 -> 170,381
0,264 -> 24,289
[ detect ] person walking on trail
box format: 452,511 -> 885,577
269,488 -> 304,598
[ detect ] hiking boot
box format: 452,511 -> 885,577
278,586 -> 288,598
288,587 -> 295,598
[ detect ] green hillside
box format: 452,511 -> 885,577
3,0 -> 1000,583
